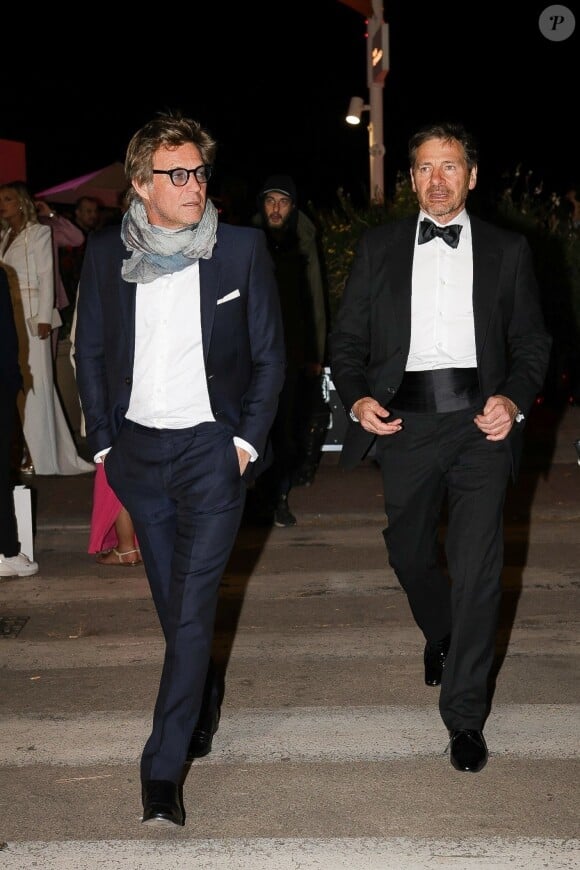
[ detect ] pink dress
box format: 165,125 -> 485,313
88,463 -> 138,554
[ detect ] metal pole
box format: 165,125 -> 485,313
368,80 -> 385,203
366,0 -> 386,204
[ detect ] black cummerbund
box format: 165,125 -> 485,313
391,368 -> 481,413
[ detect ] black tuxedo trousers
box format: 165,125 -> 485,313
375,403 -> 512,731
105,419 -> 245,783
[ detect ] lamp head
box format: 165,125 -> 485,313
346,96 -> 367,126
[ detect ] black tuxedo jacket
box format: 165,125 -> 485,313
329,213 -> 552,471
74,222 -> 286,481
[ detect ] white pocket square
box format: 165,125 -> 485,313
217,289 -> 240,305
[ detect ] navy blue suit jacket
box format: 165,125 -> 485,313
0,267 -> 23,397
329,213 -> 552,472
74,221 -> 286,481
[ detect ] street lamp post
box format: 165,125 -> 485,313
368,69 -> 385,203
344,0 -> 388,204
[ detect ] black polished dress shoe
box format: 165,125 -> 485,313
424,634 -> 451,686
187,705 -> 221,760
448,729 -> 488,772
141,779 -> 184,826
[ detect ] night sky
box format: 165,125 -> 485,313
4,1 -> 577,211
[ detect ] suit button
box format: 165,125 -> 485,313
124,377 -> 131,385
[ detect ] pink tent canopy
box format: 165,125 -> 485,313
36,162 -> 127,208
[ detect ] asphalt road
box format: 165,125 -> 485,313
0,404 -> 578,869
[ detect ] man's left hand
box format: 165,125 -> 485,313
474,395 -> 518,441
236,446 -> 251,476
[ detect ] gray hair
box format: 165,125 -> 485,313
408,122 -> 478,172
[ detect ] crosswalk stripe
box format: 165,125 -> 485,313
3,622 -> 577,670
0,705 -> 577,767
1,836 -> 578,869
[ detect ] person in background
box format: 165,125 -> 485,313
74,195 -> 101,235
34,195 -> 84,355
330,121 -> 551,773
2,181 -> 77,358
58,195 -> 102,333
74,111 -> 285,827
0,265 -> 38,578
250,174 -> 328,527
88,464 -> 142,566
0,181 -> 95,476
69,306 -> 141,568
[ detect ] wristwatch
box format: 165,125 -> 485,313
514,407 -> 525,423
349,409 -> 358,423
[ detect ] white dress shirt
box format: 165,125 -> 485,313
407,209 -> 476,371
128,262 -> 213,429
96,261 -> 256,462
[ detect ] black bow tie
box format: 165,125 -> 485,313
418,218 -> 462,249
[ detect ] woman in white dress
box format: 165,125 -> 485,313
0,182 -> 94,476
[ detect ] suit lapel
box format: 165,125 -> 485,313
471,215 -> 503,357
199,256 -> 221,361
117,275 -> 137,366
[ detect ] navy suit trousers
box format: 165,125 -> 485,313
105,419 -> 245,782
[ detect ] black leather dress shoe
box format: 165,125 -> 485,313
187,706 -> 221,760
424,634 -> 451,686
448,729 -> 488,772
141,779 -> 184,826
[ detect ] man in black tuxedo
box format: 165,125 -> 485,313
329,121 -> 551,773
74,112 -> 285,825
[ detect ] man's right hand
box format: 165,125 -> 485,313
351,397 -> 403,436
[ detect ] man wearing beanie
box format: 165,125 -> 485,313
250,175 -> 328,527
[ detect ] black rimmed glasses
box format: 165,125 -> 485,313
152,165 -> 213,186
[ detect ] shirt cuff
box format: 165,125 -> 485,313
94,447 -> 111,463
233,436 -> 258,462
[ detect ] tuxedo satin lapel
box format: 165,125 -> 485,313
199,257 -> 221,361
388,219 -> 416,349
471,217 -> 502,356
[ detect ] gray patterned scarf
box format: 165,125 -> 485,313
120,197 -> 218,284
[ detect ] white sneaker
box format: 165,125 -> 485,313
0,552 -> 39,577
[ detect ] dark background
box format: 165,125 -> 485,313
3,1 -> 577,210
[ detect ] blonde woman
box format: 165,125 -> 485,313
0,181 -> 93,475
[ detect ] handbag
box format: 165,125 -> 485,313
26,311 -> 39,337
26,307 -> 62,337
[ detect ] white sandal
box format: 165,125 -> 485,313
96,547 -> 142,567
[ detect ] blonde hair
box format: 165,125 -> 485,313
0,181 -> 39,231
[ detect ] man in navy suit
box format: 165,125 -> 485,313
74,112 -> 285,826
330,122 -> 551,773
